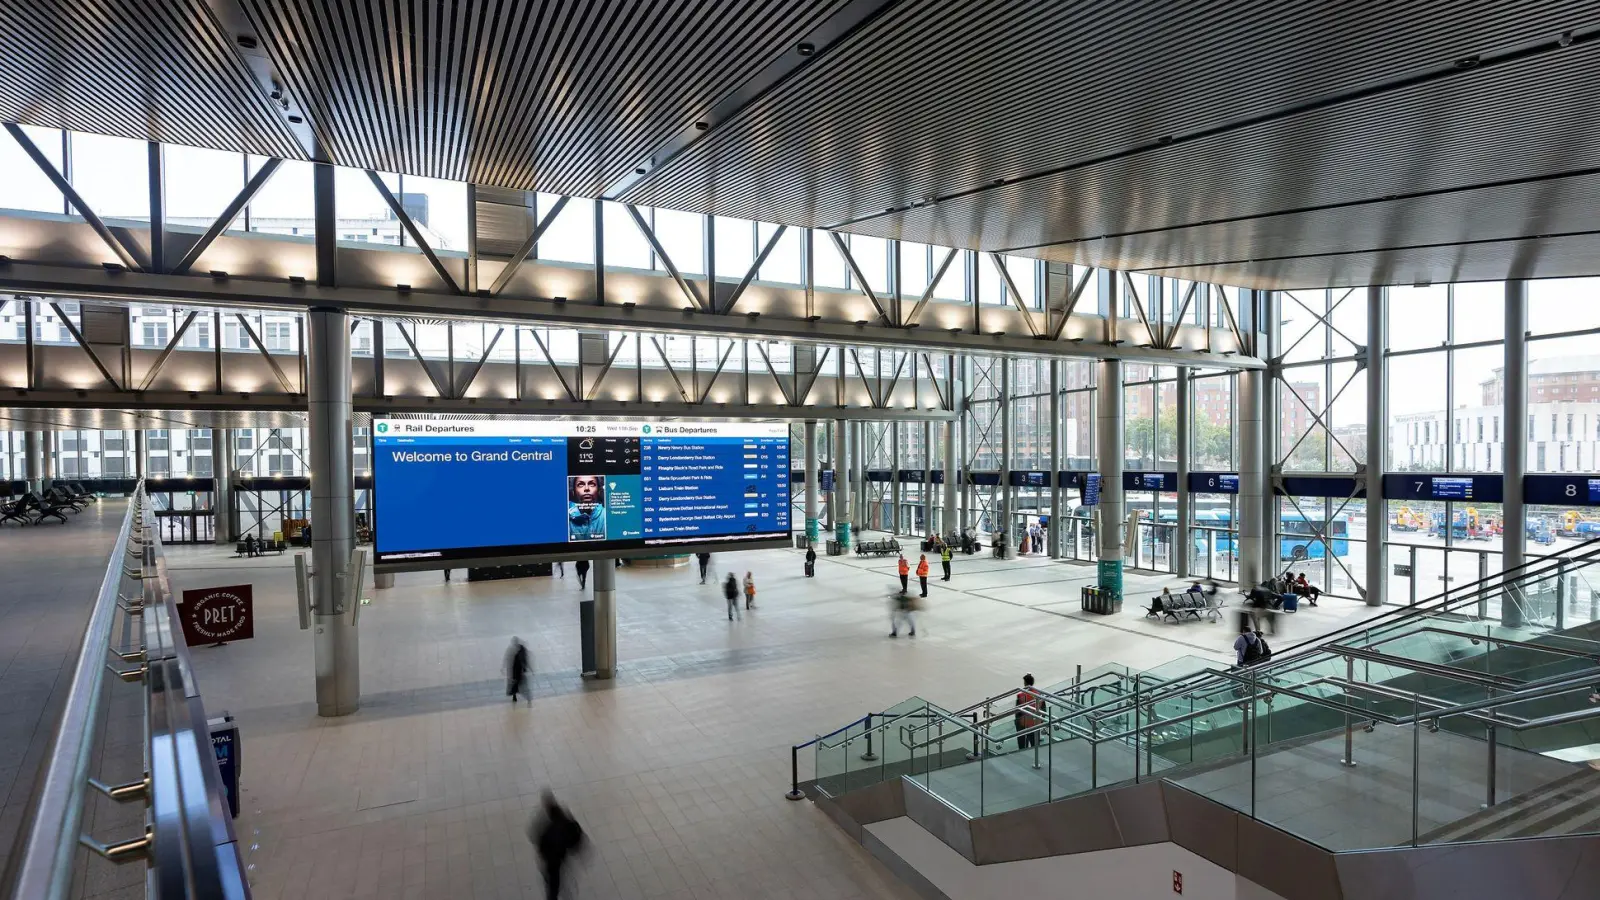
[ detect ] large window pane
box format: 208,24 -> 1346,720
1192,375 -> 1234,470
1387,285 -> 1448,351
1529,278 -> 1600,336
536,193 -> 593,264
1387,351 -> 1448,471
812,229 -> 848,289
603,201 -> 652,269
933,248 -> 965,302
757,222 -> 801,284
336,168 -> 397,245
0,125 -> 65,213
714,216 -> 755,279
164,145 -> 245,227
1452,344 -> 1503,472
655,209 -> 703,275
402,175 -> 469,252
70,132 -> 148,220
1452,281 -> 1504,344
247,157 -> 316,237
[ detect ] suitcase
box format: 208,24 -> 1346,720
804,560 -> 815,577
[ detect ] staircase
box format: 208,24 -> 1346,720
1418,767 -> 1600,843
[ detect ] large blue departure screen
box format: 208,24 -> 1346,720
372,419 -> 790,563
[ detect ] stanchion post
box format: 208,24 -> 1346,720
786,745 -> 804,801
861,713 -> 878,761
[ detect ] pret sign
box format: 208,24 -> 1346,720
179,584 -> 255,646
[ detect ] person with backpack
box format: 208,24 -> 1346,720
804,545 -> 817,577
915,554 -> 930,598
724,572 -> 741,621
940,543 -> 953,581
743,571 -> 756,609
897,554 -> 910,592
1234,624 -> 1266,667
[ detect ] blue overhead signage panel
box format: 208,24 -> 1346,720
1276,476 -> 1364,498
373,419 -> 790,564
1123,472 -> 1177,492
896,470 -> 926,484
820,469 -> 836,493
1008,471 -> 1050,487
1382,474 -> 1503,503
967,471 -> 1001,486
1188,473 -> 1239,494
1525,474 -> 1600,506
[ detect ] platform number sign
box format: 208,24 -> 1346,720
1173,870 -> 1183,894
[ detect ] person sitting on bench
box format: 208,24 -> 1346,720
1292,573 -> 1321,606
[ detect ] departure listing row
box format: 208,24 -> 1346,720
371,419 -> 790,563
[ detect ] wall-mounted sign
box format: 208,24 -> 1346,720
179,584 -> 255,647
1382,474 -> 1502,503
820,469 -> 836,493
1122,472 -> 1177,492
1187,473 -> 1239,494
1082,473 -> 1101,507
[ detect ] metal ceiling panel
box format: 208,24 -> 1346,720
1153,232 -> 1600,290
844,36 -> 1600,256
0,0 -> 304,158
233,0 -> 852,194
626,0 -> 1600,229
0,407 -> 306,431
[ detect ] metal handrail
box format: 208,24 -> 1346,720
5,487 -> 143,900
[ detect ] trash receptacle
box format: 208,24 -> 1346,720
579,599 -> 596,675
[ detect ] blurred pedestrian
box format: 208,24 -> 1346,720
916,554 -> 930,598
743,571 -> 757,609
724,572 -> 741,620
555,560 -> 564,578
575,559 -> 589,589
897,554 -> 910,592
504,637 -> 531,704
889,589 -> 916,638
529,790 -> 586,900
696,552 -> 711,584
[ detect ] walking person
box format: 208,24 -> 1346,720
940,543 -> 952,581
724,572 -> 741,620
529,790 -> 586,900
1015,673 -> 1040,750
575,559 -> 590,589
555,560 -> 564,578
915,554 -> 930,598
696,552 -> 711,584
743,571 -> 756,609
889,589 -> 916,638
804,545 -> 817,577
504,637 -> 531,705
897,554 -> 910,592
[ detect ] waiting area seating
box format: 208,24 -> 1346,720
1145,588 -> 1224,623
0,487 -> 86,525
233,535 -> 288,557
855,538 -> 902,557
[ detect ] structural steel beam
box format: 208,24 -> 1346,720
490,196 -> 569,296
170,159 -> 283,276
624,204 -> 707,311
4,123 -> 143,271
0,260 -> 1264,370
365,170 -> 460,294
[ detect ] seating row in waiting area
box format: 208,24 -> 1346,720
0,483 -> 97,525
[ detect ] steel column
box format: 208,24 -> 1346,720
891,421 -> 901,534
945,355 -> 960,533
313,163 -> 337,288
1238,367 -> 1267,588
1176,365 -> 1191,578
1366,286 -> 1387,606
1503,280 -> 1528,627
1097,360 -> 1125,597
147,142 -> 165,273
213,428 -> 233,545
1050,359 -> 1062,558
834,418 -> 851,548
133,429 -> 144,480
593,558 -> 617,679
923,420 -> 934,536
1000,359 -> 1014,557
24,431 -> 43,493
307,307 -> 358,716
804,420 -> 820,543
854,420 -> 867,533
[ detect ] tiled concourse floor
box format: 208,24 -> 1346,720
132,539 -> 1380,898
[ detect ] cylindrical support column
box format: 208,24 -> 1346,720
890,422 -> 901,535
593,558 -> 617,679
804,420 -> 820,543
1049,360 -> 1062,559
1176,366 -> 1192,578
854,422 -> 867,534
1365,286 -> 1387,606
41,432 -> 55,489
24,431 -> 43,493
1000,359 -> 1015,558
1503,280 -> 1528,627
1097,360 -> 1125,598
944,356 -> 961,534
213,428 -> 234,544
307,307 -> 359,717
134,430 -> 145,480
922,421 -> 934,535
1238,367 -> 1267,588
833,418 -> 851,548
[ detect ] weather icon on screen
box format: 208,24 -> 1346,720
579,438 -> 595,450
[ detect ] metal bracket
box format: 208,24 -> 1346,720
105,662 -> 146,683
116,601 -> 144,616
88,774 -> 150,804
79,827 -> 153,864
107,645 -> 145,663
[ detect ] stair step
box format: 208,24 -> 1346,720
1422,768 -> 1600,843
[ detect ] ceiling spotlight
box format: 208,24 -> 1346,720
694,122 -> 709,131
854,319 -> 867,327
991,331 -> 1005,337
683,305 -> 696,313
797,42 -> 815,56
236,35 -> 258,49
288,275 -> 307,285
635,167 -> 647,175
805,315 -> 822,322
287,115 -> 303,124
553,295 -> 567,303
746,311 -> 760,318
622,301 -> 636,309
101,262 -> 125,273
396,283 -> 411,293
210,270 -> 229,279
1559,31 -> 1575,47
948,327 -> 961,334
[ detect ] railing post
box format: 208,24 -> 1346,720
1342,654 -> 1356,767
787,744 -> 804,800
1090,718 -> 1099,788
1133,675 -> 1141,783
1411,693 -> 1422,846
861,713 -> 877,761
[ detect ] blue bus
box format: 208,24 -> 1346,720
1191,510 -> 1349,561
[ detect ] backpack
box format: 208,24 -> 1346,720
1255,635 -> 1272,663
1242,635 -> 1266,665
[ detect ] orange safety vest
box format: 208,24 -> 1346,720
916,559 -> 929,577
898,559 -> 910,576
1016,689 -> 1040,729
